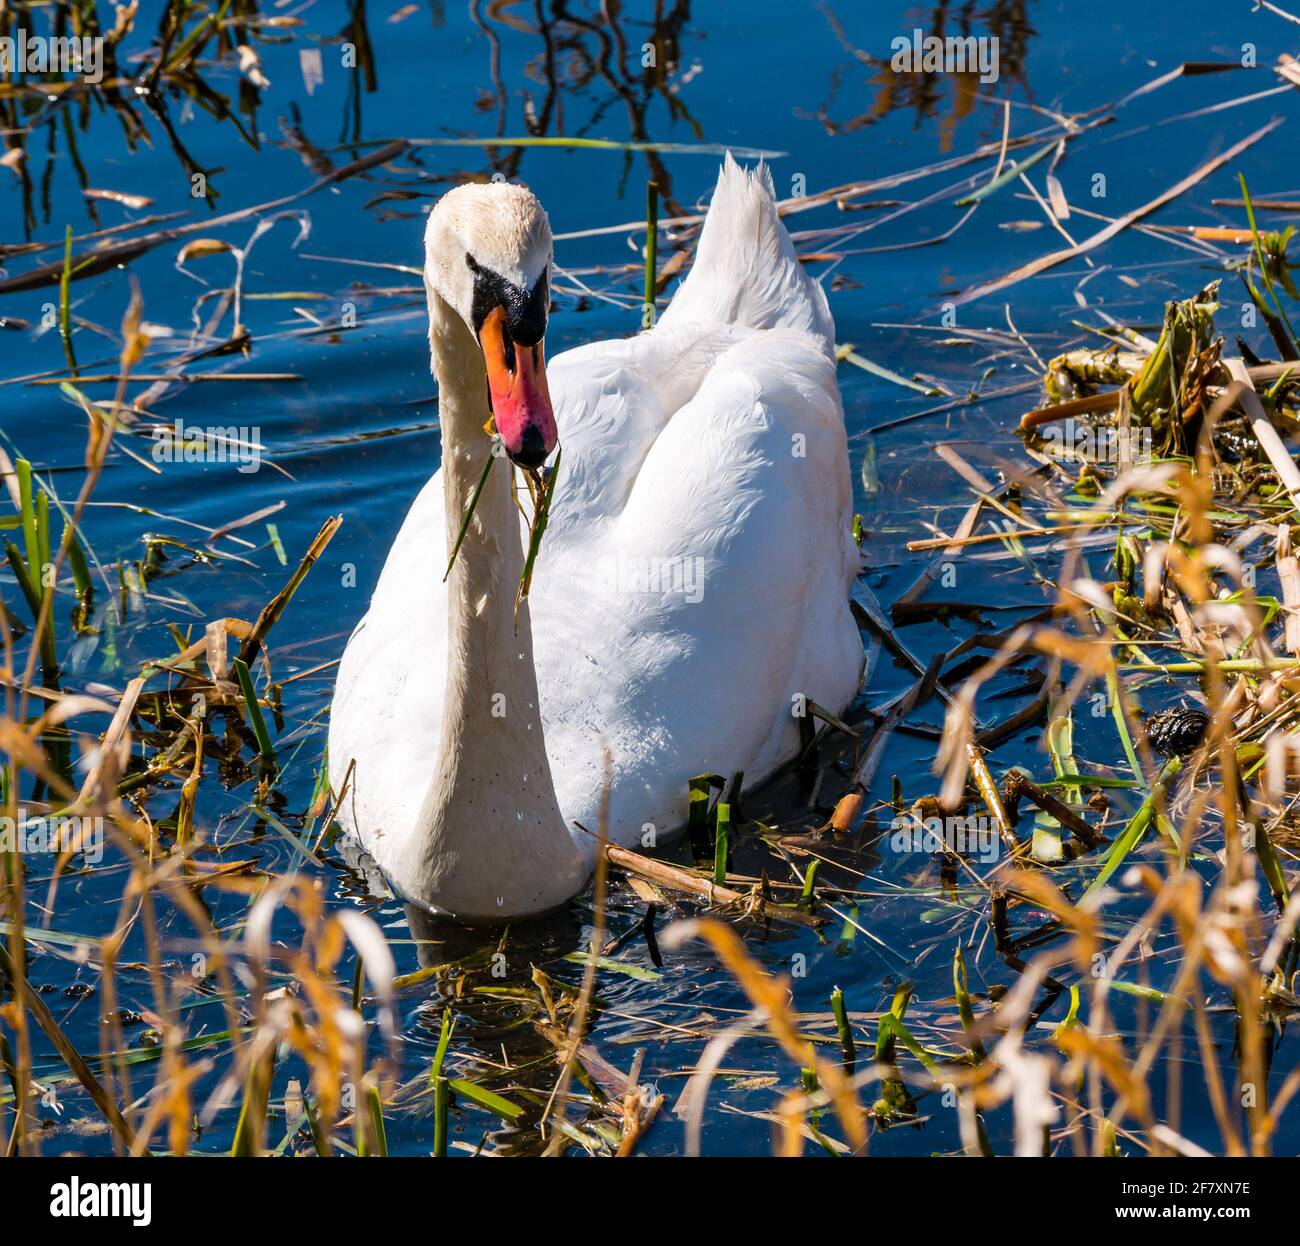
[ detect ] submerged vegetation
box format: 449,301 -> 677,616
2,0 -> 1300,1161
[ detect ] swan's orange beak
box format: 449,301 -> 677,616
479,305 -> 557,470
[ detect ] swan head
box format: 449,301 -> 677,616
424,181 -> 556,469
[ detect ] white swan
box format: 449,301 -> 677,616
328,156 -> 864,921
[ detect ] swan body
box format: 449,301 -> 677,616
329,157 -> 864,920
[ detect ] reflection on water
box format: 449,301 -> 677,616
812,1 -> 1036,152
2,0 -> 1039,237
470,0 -> 704,211
2,0 -> 716,228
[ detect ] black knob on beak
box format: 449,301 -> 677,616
507,424 -> 550,470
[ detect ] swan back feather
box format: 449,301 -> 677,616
657,152 -> 833,346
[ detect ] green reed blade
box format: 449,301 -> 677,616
516,445 -> 562,617
687,772 -> 724,862
953,944 -> 985,1061
303,1095 -> 330,1157
433,1074 -> 449,1157
1053,984 -> 1082,1048
429,1008 -> 455,1155
447,1078 -> 524,1122
712,800 -> 730,885
59,226 -> 77,375
351,956 -> 364,1012
35,489 -> 50,584
63,520 -> 92,598
365,1084 -> 388,1157
1082,757 -> 1181,901
430,1009 -> 454,1082
830,986 -> 855,1072
444,448 -> 495,582
954,139 -> 1055,207
1240,175 -> 1299,356
875,1014 -> 941,1076
1106,667 -> 1145,783
4,541 -> 41,620
1252,811 -> 1290,912
231,656 -> 275,762
15,459 -> 38,584
799,858 -> 820,912
231,1047 -> 275,1157
875,981 -> 913,1064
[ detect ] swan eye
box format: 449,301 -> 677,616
465,252 -> 480,273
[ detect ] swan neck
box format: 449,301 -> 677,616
404,286 -> 584,920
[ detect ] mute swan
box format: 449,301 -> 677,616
329,156 -> 864,921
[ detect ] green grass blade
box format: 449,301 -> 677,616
516,445 -> 562,615
713,800 -> 730,885
231,656 -> 276,762
447,1078 -> 524,1122
365,1084 -> 388,1157
830,986 -> 855,1072
1082,758 -> 1181,901
444,448 -> 495,582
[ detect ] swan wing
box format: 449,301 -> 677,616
328,470 -> 448,878
533,326 -> 863,850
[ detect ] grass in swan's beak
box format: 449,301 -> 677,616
515,447 -> 562,627
444,444 -> 497,583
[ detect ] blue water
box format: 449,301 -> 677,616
2,0 -> 1298,1155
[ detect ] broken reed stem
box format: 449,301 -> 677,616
963,742 -> 1023,862
907,521 -> 1110,552
603,843 -> 826,929
1224,360 -> 1300,515
239,514 -> 342,664
1003,770 -> 1106,850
